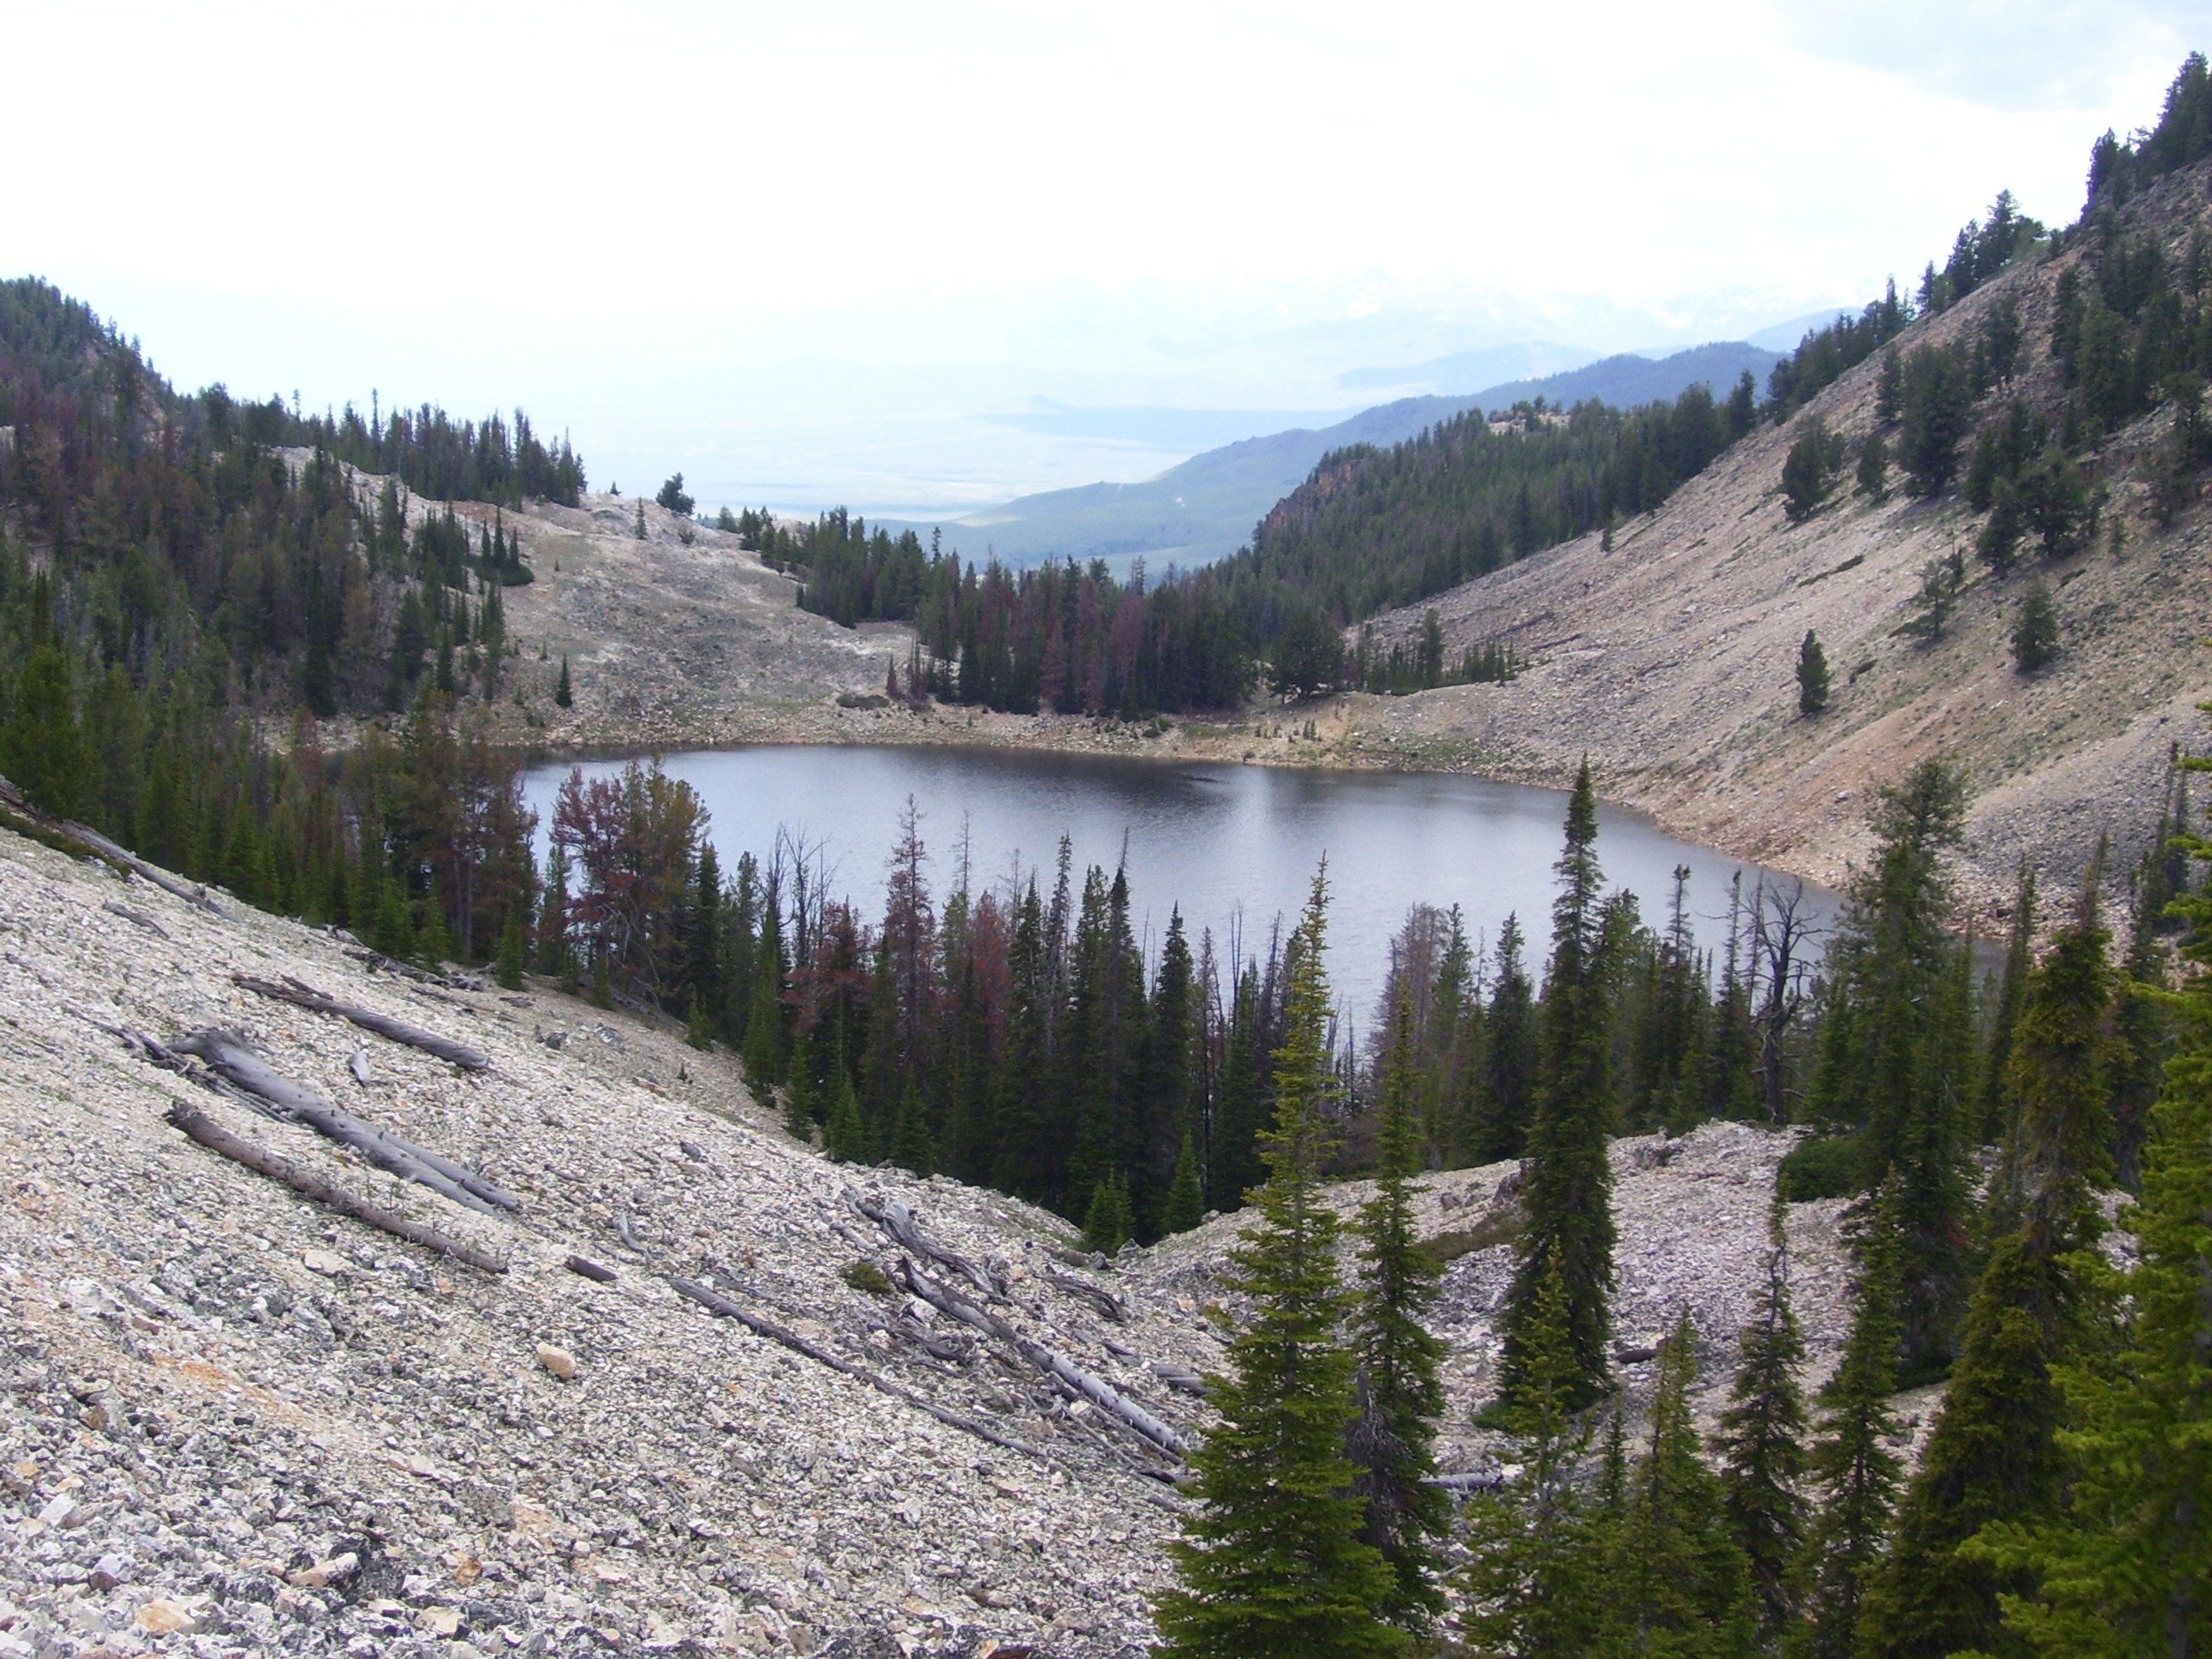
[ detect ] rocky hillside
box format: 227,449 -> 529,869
1344,158 -> 2212,919
0,819 -> 1872,1657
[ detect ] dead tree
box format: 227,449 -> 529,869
165,1101 -> 507,1274
1749,877 -> 1819,1125
232,974 -> 492,1071
847,1188 -> 1006,1299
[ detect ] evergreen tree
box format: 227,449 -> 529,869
1855,431 -> 1889,500
891,1080 -> 935,1176
1349,1001 -> 1448,1628
1979,865 -> 2037,1147
1616,1310 -> 1758,1655
1498,762 -> 1618,1414
1155,867 -> 1407,1659
1162,1130 -> 1207,1234
494,910 -> 527,990
741,894 -> 788,1091
2,644 -> 88,819
1717,1198 -> 1811,1638
1793,1181 -> 1905,1659
1797,631 -> 1831,717
1967,905 -> 2212,1653
555,654 -> 572,707
1457,1261 -> 1605,1657
1474,912 -> 1539,1162
1082,1169 -> 1134,1254
2012,581 -> 2060,672
1782,417 -> 1846,522
1859,875 -> 2122,1656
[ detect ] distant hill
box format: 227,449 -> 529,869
1465,342 -> 1781,415
1336,340 -> 1598,393
929,342 -> 1783,569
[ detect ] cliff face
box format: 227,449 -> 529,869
1346,160 -> 2212,922
0,819 -> 1861,1657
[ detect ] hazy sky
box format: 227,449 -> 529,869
8,1 -> 2200,510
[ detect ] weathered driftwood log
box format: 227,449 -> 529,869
564,1255 -> 618,1283
895,1258 -> 1191,1461
0,773 -> 226,916
232,973 -> 492,1071
848,1188 -> 1005,1299
101,900 -> 171,940
666,1277 -> 1043,1460
1040,1262 -> 1128,1323
1146,1359 -> 1210,1397
165,1100 -> 507,1274
168,1029 -> 521,1218
348,1048 -> 376,1087
81,1016 -> 283,1119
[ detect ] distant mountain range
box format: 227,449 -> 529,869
919,340 -> 1783,570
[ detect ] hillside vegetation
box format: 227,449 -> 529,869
1335,153 -> 2212,911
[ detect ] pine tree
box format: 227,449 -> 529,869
1473,911 -> 1538,1162
495,910 -> 527,990
1615,1310 -> 1757,1654
1082,1168 -> 1134,1255
1349,1001 -> 1448,1628
1979,865 -> 2038,1147
555,654 -> 572,707
1154,867 -> 1407,1659
1717,1197 -> 1811,1637
1162,1131 -> 1207,1234
1457,1261 -> 1605,1657
782,1021 -> 819,1143
1793,1180 -> 1904,1659
1859,874 -> 2121,1657
1967,980 -> 2212,1653
1498,761 -> 1618,1414
1797,630 -> 1831,716
1856,431 -> 1889,500
2012,581 -> 2061,672
824,1052 -> 867,1164
891,1081 -> 934,1176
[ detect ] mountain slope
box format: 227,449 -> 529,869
0,816 -> 1865,1654
1338,158 -> 2212,914
935,343 -> 1785,571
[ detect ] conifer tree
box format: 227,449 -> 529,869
1967,914 -> 2212,1653
1350,1001 -> 1448,1628
1616,1310 -> 1757,1654
1793,1180 -> 1905,1659
1155,867 -> 1406,1659
1797,630 -> 1830,716
1474,911 -> 1538,1162
1162,1131 -> 1206,1234
495,910 -> 527,990
891,1081 -> 934,1176
1082,1169 -> 1134,1254
555,655 -> 572,708
783,1021 -> 819,1142
1859,874 -> 2120,1657
1979,865 -> 2037,1148
2012,580 -> 2060,672
1717,1197 -> 1811,1637
1498,761 -> 1618,1413
1457,1261 -> 1604,1657
823,1055 -> 866,1164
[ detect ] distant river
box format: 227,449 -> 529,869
520,745 -> 1841,1027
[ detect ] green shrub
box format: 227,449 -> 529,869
841,1259 -> 893,1296
1778,1134 -> 1861,1202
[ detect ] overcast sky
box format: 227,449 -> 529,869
7,1 -> 2200,509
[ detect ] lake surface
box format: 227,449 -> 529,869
521,745 -> 1840,1026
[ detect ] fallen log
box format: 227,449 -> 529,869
232,974 -> 492,1071
1427,1470 -> 1506,1494
168,1029 -> 521,1218
0,772 -> 224,916
848,1188 -> 1005,1300
1040,1262 -> 1128,1323
342,946 -> 485,993
1146,1360 -> 1210,1397
666,1276 -> 1043,1460
165,1100 -> 506,1274
564,1255 -> 618,1283
895,1258 -> 1191,1461
101,900 -> 171,940
78,1014 -> 283,1120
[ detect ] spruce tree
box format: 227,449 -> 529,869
1859,876 -> 2120,1657
1717,1198 -> 1811,1638
495,910 -> 527,990
1457,1261 -> 1605,1657
1967,981 -> 2212,1653
1979,865 -> 2037,1149
1498,761 -> 1618,1414
1797,630 -> 1831,716
1082,1169 -> 1134,1254
1162,1131 -> 1206,1234
1154,868 -> 1406,1659
555,654 -> 572,707
2011,581 -> 2060,672
1616,1310 -> 1757,1654
891,1081 -> 934,1176
1350,1001 -> 1448,1628
1793,1180 -> 1904,1659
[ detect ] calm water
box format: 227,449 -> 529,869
521,745 -> 1840,1025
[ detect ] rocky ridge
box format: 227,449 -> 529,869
0,820 -> 1868,1656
